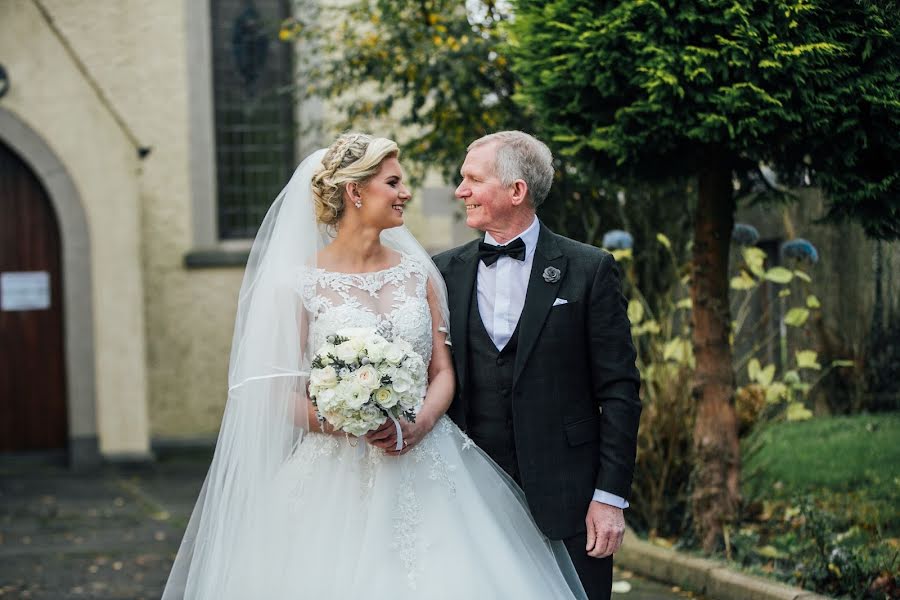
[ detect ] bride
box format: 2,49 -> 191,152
162,133 -> 587,599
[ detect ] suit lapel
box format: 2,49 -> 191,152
448,242 -> 480,400
514,225 -> 567,385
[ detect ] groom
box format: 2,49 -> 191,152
433,131 -> 642,600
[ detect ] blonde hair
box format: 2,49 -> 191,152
468,131 -> 554,208
311,133 -> 400,226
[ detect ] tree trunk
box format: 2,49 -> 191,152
689,163 -> 741,552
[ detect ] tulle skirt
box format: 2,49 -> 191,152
198,416 -> 585,599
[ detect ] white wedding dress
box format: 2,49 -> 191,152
218,253 -> 584,599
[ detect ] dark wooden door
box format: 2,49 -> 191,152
0,141 -> 68,451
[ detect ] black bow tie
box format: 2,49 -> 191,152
478,238 -> 526,266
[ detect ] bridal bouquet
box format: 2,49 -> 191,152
308,327 -> 427,437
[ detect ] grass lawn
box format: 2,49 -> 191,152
737,412 -> 900,598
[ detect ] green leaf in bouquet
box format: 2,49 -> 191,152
830,359 -> 855,368
676,298 -> 691,310
806,295 -> 821,309
778,288 -> 791,298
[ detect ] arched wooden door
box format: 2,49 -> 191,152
0,140 -> 68,451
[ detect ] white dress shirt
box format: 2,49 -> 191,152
477,217 -> 628,510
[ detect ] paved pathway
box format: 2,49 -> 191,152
1,452 -> 696,599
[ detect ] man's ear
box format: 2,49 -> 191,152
509,179 -> 529,207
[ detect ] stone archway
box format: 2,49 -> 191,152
0,107 -> 99,468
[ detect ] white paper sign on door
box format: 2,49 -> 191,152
1,271 -> 52,311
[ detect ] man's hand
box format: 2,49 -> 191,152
585,501 -> 625,558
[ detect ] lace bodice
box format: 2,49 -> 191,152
299,254 -> 433,365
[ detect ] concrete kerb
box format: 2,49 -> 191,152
617,528 -> 833,600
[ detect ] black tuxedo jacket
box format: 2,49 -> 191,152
433,223 -> 642,539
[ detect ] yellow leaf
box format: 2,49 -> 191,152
730,271 -> 756,290
676,298 -> 692,310
784,307 -> 810,327
796,350 -> 821,370
611,248 -> 632,262
656,233 -> 672,250
806,295 -> 820,308
748,358 -> 761,382
758,364 -> 776,387
664,338 -> 691,364
778,289 -> 791,298
764,267 -> 794,284
831,359 -> 854,368
642,320 -> 661,334
742,247 -> 767,277
793,270 -> 812,283
765,382 -> 788,403
786,402 -> 813,421
756,545 -> 786,559
627,300 -> 644,324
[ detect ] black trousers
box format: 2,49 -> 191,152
500,456 -> 611,598
563,532 -> 613,600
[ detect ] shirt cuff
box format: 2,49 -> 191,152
592,489 -> 629,509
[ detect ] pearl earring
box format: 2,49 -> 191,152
354,200 -> 362,208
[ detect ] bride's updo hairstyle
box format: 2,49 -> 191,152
311,132 -> 400,226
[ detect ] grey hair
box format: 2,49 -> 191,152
468,131 -> 554,208
311,132 -> 400,226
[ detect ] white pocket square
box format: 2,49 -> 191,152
552,298 -> 569,307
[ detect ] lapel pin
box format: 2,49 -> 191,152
542,266 -> 561,283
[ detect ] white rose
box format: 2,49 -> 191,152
323,409 -> 345,429
355,364 -> 381,390
391,367 -> 414,393
344,382 -> 369,409
343,419 -> 369,437
402,357 -> 425,380
315,388 -> 338,411
310,365 -> 338,389
373,386 -> 398,409
335,341 -> 360,364
360,403 -> 386,427
383,344 -> 405,365
365,339 -> 388,363
399,392 -> 420,410
316,343 -> 337,364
